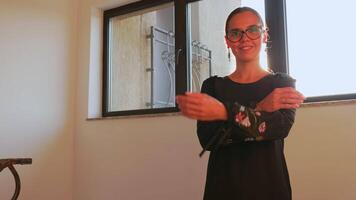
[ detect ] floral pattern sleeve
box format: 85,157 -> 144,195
223,73 -> 296,142
224,102 -> 295,142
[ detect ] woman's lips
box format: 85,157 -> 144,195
239,45 -> 254,51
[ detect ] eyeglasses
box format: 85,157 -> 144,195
227,25 -> 264,43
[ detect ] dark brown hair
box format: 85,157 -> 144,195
225,7 -> 264,35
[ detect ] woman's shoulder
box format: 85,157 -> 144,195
202,75 -> 225,86
270,72 -> 296,88
203,75 -> 225,81
200,76 -> 226,94
272,72 -> 295,80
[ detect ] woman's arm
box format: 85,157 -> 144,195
195,77 -> 226,149
176,75 -> 304,147
224,74 -> 304,141
224,101 -> 296,141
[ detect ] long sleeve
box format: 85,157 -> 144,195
196,76 -> 226,150
224,102 -> 295,141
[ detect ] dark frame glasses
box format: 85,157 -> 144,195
226,25 -> 264,43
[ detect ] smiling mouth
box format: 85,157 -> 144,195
239,46 -> 253,51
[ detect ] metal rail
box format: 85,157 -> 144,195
0,158 -> 32,200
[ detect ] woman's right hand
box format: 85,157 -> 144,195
176,92 -> 227,121
255,87 -> 305,112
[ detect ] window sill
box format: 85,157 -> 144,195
300,99 -> 356,108
86,112 -> 181,121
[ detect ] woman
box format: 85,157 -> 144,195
176,7 -> 305,200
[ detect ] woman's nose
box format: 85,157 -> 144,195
240,33 -> 249,41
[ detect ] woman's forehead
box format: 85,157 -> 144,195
228,11 -> 261,29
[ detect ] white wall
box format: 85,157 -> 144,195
0,0 -> 77,199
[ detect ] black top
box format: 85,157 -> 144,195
197,73 -> 296,200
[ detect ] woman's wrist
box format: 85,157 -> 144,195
217,102 -> 228,121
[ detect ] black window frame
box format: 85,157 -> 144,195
102,0 -> 184,117
102,0 -> 285,117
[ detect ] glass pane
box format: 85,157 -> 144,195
287,1 -> 356,97
187,0 -> 267,92
108,3 -> 175,112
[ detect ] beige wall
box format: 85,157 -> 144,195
287,104 -> 356,200
0,0 -> 77,199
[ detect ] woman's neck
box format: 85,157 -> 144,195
229,60 -> 269,83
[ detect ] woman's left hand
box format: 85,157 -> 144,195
176,92 -> 227,121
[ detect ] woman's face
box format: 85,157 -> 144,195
225,11 -> 265,63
